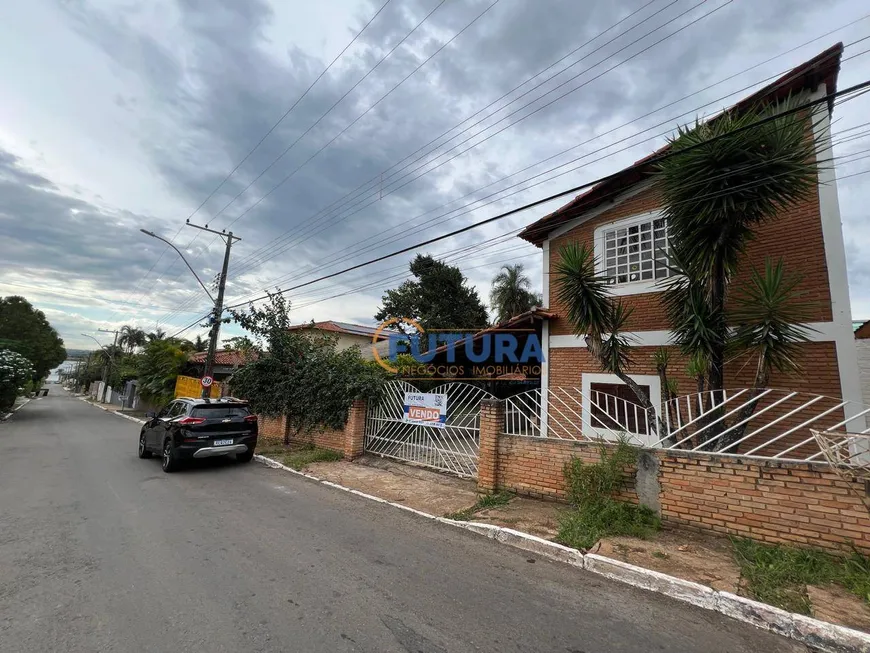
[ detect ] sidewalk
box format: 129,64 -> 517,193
78,397 -> 150,422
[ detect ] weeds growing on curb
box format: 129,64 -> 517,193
556,438 -> 660,551
732,537 -> 870,614
444,491 -> 513,521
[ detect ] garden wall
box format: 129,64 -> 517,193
479,400 -> 870,555
256,399 -> 367,460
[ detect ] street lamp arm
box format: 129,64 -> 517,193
139,229 -> 215,302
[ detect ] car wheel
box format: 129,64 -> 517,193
162,438 -> 178,473
236,448 -> 255,463
138,431 -> 152,459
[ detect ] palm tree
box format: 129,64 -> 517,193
656,97 -> 820,447
118,325 -> 147,353
146,328 -> 167,343
490,263 -> 542,324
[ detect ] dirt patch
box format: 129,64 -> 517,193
474,497 -> 561,539
807,584 -> 870,631
304,455 -> 479,516
595,529 -> 742,593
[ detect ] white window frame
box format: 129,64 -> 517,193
581,373 -> 661,446
593,210 -> 670,296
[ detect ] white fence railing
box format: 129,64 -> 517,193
504,386 -> 870,464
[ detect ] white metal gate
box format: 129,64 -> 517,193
364,381 -> 493,478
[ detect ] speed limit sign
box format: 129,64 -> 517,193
201,375 -> 214,388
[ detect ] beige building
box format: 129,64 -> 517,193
287,320 -> 387,359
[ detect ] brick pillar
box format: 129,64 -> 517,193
343,399 -> 368,460
478,399 -> 503,492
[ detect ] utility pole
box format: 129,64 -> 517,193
97,328 -> 119,403
184,222 -> 240,399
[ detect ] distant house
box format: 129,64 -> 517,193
287,320 -> 388,357
188,349 -> 254,381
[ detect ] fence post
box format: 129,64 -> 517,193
343,399 -> 368,460
478,399 -> 504,492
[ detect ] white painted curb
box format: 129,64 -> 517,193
78,397 -> 147,424
255,453 -> 870,653
1,398 -> 32,421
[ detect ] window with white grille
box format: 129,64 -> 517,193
600,216 -> 670,285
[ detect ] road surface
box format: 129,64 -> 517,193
0,389 -> 805,652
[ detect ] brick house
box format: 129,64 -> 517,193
517,44 -> 863,442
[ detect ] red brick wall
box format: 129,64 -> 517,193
486,434 -> 870,555
547,182 -> 833,337
258,399 -> 368,459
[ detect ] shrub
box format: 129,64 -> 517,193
0,349 -> 35,412
557,438 -> 660,551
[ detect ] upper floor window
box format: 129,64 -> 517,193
599,214 -> 671,287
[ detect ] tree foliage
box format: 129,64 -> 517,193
230,293 -> 388,431
0,296 -> 66,381
118,325 -> 147,353
136,339 -> 191,404
0,349 -> 35,411
489,263 -> 542,324
376,255 -> 489,332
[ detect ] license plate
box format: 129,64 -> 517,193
213,439 -> 234,447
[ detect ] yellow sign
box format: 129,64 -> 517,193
174,375 -> 221,399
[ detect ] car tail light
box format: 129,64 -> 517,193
244,415 -> 258,423
178,417 -> 206,425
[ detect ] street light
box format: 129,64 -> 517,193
139,229 -> 214,302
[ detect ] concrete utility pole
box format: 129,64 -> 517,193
140,223 -> 240,399
185,222 -> 240,399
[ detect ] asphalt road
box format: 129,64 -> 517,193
0,389 -> 806,652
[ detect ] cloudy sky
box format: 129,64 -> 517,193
1,0 -> 869,351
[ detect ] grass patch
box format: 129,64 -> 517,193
444,491 -> 513,521
557,499 -> 660,550
556,438 -> 661,551
652,550 -> 670,560
732,537 -> 870,614
280,446 -> 343,470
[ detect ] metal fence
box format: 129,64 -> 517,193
364,381 -> 493,478
504,385 -> 870,464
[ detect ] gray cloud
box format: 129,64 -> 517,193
4,0 -> 870,346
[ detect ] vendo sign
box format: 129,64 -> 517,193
402,392 -> 447,428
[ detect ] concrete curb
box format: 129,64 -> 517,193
77,397 -> 147,425
1,398 -> 32,421
255,453 -> 870,653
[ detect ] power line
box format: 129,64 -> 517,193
222,81 -> 870,311
112,0 -> 395,322
159,0 -> 734,321
228,0 -> 719,273
219,49 -> 870,308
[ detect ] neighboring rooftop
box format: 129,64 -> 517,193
518,43 -> 844,246
188,349 -> 254,366
287,320 -> 387,341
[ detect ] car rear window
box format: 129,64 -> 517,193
190,405 -> 250,418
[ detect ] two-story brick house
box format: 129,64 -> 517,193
518,44 -> 863,443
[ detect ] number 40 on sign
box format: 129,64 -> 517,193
403,392 -> 447,428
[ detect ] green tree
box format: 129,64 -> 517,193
489,263 -> 542,324
118,325 -> 147,353
147,328 -> 167,342
194,335 -> 207,352
0,350 -> 35,411
554,98 -> 820,449
0,296 -> 66,381
230,292 -> 387,433
136,339 -> 189,404
375,255 -> 489,333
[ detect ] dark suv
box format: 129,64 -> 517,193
138,397 -> 258,472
